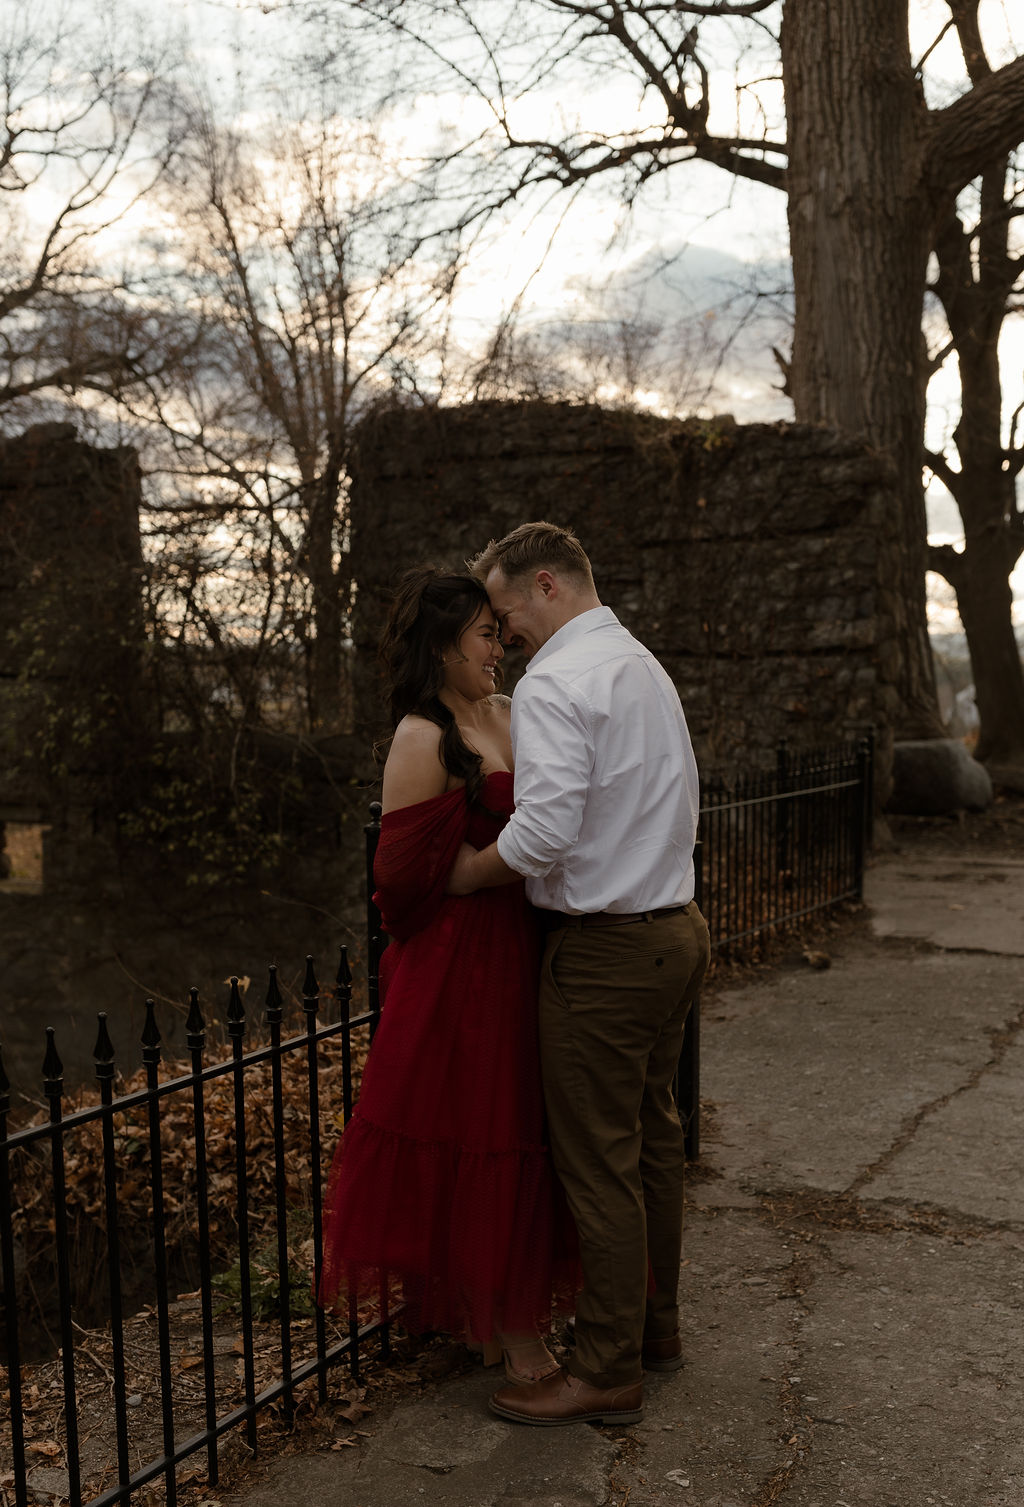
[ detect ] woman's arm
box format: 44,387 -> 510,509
381,717 -> 448,814
446,840 -> 520,893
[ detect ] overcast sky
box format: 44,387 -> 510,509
70,0 -> 1024,636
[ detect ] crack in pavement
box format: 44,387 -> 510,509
750,1319 -> 813,1505
846,1002 -> 1024,1198
739,1220 -> 818,1507
758,1186 -> 1007,1241
741,1175 -> 1019,1507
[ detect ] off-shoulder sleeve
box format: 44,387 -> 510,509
372,788 -> 471,942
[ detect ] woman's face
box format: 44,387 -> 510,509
441,605 -> 504,702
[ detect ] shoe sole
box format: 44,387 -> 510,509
643,1354 -> 686,1373
488,1398 -> 644,1426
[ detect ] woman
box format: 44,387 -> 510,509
319,567 -> 574,1383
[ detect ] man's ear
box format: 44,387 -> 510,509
536,569 -> 557,598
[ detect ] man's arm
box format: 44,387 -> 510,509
450,675 -> 593,895
497,675 -> 592,876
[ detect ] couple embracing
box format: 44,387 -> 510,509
320,521 -> 710,1427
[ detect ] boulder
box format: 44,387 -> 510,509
887,738 -> 993,816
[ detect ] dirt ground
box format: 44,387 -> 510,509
883,785 -> 1024,859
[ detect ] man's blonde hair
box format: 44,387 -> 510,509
467,521 -> 594,588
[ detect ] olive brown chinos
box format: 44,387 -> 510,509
539,902 -> 711,1390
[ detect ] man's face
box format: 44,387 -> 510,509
484,566 -> 554,660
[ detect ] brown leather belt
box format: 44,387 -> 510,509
545,903 -> 689,929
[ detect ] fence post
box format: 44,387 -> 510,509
336,947 -> 354,1127
94,1014 -> 131,1490
302,957 -> 331,1396
43,1028 -> 82,1506
226,980 -> 257,1449
185,987 -> 219,1485
265,966 -> 294,1424
142,1000 -> 178,1504
679,841 -> 703,1161
775,737 -> 791,883
855,728 -> 875,898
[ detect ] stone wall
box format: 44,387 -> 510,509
0,406 -> 903,1085
349,401 -> 901,774
0,422 -> 146,821
0,427 -> 375,1089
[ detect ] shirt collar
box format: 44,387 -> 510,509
525,605 -> 619,674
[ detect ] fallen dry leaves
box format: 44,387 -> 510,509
0,1015 -> 406,1507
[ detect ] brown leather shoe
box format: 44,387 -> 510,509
489,1366 -> 643,1426
642,1332 -> 685,1372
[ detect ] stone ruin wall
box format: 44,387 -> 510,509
348,401 -> 902,777
0,407 -> 903,1084
0,423 -> 146,825
0,426 -> 367,1088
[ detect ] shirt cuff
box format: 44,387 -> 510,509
496,822 -> 552,878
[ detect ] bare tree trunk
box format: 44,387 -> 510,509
305,472 -> 345,732
929,161 -> 1024,771
952,548 -> 1024,770
782,0 -> 942,737
932,532 -> 1024,766
928,276 -> 1024,765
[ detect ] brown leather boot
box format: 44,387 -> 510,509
489,1366 -> 643,1426
642,1332 -> 685,1372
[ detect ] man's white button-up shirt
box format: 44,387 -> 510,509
496,606 -> 700,914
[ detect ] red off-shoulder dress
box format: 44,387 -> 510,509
319,771 -> 575,1341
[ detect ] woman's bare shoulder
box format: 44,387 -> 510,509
390,713 -> 446,753
381,716 -> 448,812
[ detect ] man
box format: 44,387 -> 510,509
450,521 -> 710,1427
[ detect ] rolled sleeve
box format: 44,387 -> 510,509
498,675 -> 594,877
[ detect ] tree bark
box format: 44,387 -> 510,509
781,0 -> 942,736
929,165 -> 1024,766
931,530 -> 1024,766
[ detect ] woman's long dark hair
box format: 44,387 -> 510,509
377,567 -> 500,805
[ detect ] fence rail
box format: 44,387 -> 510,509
1,734 -> 873,1507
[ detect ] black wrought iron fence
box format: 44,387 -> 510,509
696,733 -> 874,957
1,734 -> 873,1507
0,941 -> 389,1507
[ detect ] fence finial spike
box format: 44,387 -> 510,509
228,976 -> 245,1025
142,999 -> 161,1051
94,1013 -> 116,1069
186,987 -> 205,1039
0,1038 -> 9,1106
43,1025 -> 64,1088
303,955 -> 318,999
337,946 -> 352,990
265,965 -> 283,1018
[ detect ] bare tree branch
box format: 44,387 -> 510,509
928,53 -> 1024,206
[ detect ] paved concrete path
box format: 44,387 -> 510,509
221,839 -> 1024,1507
